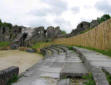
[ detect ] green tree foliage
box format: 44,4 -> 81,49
61,30 -> 66,34
97,14 -> 111,23
0,19 -> 12,29
3,22 -> 12,28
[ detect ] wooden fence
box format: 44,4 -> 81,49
53,19 -> 111,50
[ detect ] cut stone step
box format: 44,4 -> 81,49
92,67 -> 109,85
90,61 -> 111,67
51,47 -> 61,54
57,79 -> 70,85
70,79 -> 86,85
39,62 -> 65,78
60,62 -> 88,78
31,78 -> 58,85
103,67 -> 111,75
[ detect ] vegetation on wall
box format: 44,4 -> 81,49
97,14 -> 111,24
0,19 -> 13,29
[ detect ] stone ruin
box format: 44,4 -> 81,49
0,19 -> 100,47
0,24 -> 64,47
70,20 -> 99,37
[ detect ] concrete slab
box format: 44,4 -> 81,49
74,47 -> 111,68
31,78 -> 58,85
60,62 -> 88,78
91,61 -> 111,67
57,79 -> 70,85
103,67 -> 111,75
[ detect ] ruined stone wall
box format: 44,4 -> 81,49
0,24 -> 24,42
0,22 -> 64,47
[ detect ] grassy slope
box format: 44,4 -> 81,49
0,42 -> 10,48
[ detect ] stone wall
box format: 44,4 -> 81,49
0,22 -> 64,47
0,66 -> 19,85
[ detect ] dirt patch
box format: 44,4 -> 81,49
0,50 -> 43,73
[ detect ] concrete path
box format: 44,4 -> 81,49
13,46 -> 88,85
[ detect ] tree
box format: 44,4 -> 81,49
97,14 -> 111,23
61,30 -> 66,34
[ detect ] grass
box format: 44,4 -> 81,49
32,42 -> 52,52
104,71 -> 111,85
7,74 -> 19,85
68,46 -> 73,50
80,28 -> 92,34
32,42 -> 52,49
0,42 -> 10,48
74,45 -> 111,57
32,41 -> 111,57
82,73 -> 95,85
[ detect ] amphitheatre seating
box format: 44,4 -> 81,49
72,47 -> 109,85
46,48 -> 58,56
13,45 -> 111,85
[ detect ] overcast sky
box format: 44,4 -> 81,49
0,0 -> 111,33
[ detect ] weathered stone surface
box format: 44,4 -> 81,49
70,21 -> 90,36
46,26 -> 62,41
13,46 -> 88,85
60,62 -> 88,78
103,67 -> 111,75
0,25 -> 23,42
70,20 -> 99,37
0,66 -> 19,85
0,24 -> 64,47
72,47 -> 109,85
57,79 -> 70,85
90,20 -> 99,28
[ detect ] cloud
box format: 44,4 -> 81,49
0,0 -> 107,33
30,0 -> 68,16
95,0 -> 111,14
71,7 -> 80,14
54,18 -> 72,32
28,18 -> 50,27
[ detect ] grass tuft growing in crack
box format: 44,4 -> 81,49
7,74 -> 20,85
68,46 -> 73,50
82,73 -> 95,85
104,71 -> 111,85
